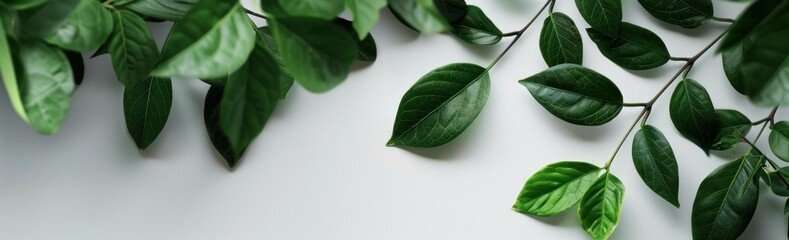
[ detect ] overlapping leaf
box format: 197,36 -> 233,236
770,121 -> 789,162
711,109 -> 751,151
637,0 -> 712,28
513,161 -> 601,216
587,22 -> 670,70
669,79 -> 718,153
579,172 -> 625,240
388,0 -> 450,34
449,5 -> 502,45
574,0 -> 621,36
18,42 -> 75,134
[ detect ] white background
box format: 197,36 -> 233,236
1,1 -> 785,239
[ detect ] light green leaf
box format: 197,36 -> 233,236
345,0 -> 387,39
42,0 -> 113,51
0,16 -> 28,122
539,12 -> 583,66
4,0 -> 49,10
449,5 -> 503,45
18,42 -> 75,134
574,0 -> 621,36
579,172 -> 625,240
153,0 -> 256,79
637,0 -> 712,28
587,22 -> 670,70
269,17 -> 357,93
121,0 -> 199,21
669,79 -> 718,154
770,121 -> 789,162
513,161 -> 601,216
632,125 -> 680,207
692,153 -> 763,240
108,10 -> 160,87
388,0 -> 451,34
519,64 -> 623,126
711,109 -> 751,151
124,76 -> 172,150
387,63 -> 490,147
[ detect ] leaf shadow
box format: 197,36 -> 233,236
544,117 -> 616,142
634,7 -> 730,38
624,65 -> 673,80
492,0 -> 532,15
396,110 -> 490,160
710,144 -> 752,160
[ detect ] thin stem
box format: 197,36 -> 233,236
623,102 -> 648,107
245,8 -> 268,20
502,31 -> 519,37
549,0 -> 556,13
603,108 -> 648,170
712,16 -> 736,23
754,106 -> 779,143
742,137 -> 789,189
670,57 -> 691,62
485,0 -> 552,71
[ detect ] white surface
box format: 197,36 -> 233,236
1,1 -> 785,239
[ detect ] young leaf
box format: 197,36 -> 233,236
718,0 -> 782,51
120,0 -> 199,21
42,0 -> 113,51
711,109 -> 751,151
256,27 -> 295,99
64,51 -> 84,85
434,0 -> 468,23
539,12 -> 583,67
669,79 -> 718,154
574,0 -> 622,36
334,18 -> 378,62
345,0 -> 387,39
519,64 -> 623,126
741,9 -> 789,106
692,153 -> 763,240
513,161 -> 601,216
632,125 -> 680,207
449,5 -> 503,45
0,19 -> 28,122
18,42 -> 75,134
721,37 -> 751,95
770,121 -> 789,162
587,22 -> 670,70
153,0 -> 256,79
388,0 -> 451,34
269,17 -> 357,93
637,0 -> 712,29
387,63 -> 490,147
264,0 -> 345,20
123,76 -> 173,150
578,172 -> 625,240
204,86 -> 244,168
108,10 -> 160,87
219,40 -> 281,157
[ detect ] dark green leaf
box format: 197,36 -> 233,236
449,5 -> 503,45
539,12 -> 583,66
637,0 -> 712,28
513,161 -> 601,216
18,42 -> 75,134
0,21 -> 28,121
574,0 -> 621,36
334,18 -> 378,62
387,63 -> 490,147
42,0 -> 113,51
19,0 -> 82,37
204,86 -> 243,168
722,37 -> 751,95
770,121 -> 789,162
267,0 -> 344,20
256,27 -> 295,99
64,51 -> 84,85
270,17 -> 357,93
519,64 -> 623,126
345,0 -> 387,39
124,76 -> 173,150
388,0 -> 450,34
579,172 -> 625,240
121,0 -> 199,21
587,22 -> 670,70
711,109 -> 751,151
632,125 -> 680,207
669,79 -> 718,153
4,0 -> 49,10
718,0 -> 782,51
768,168 -> 789,197
741,7 -> 789,106
433,0 -> 468,23
692,153 -> 763,240
219,40 -> 281,157
108,10 -> 160,87
153,0 -> 256,79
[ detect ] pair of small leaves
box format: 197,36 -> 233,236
692,152 -> 763,240
22,0 -> 113,52
669,79 -> 718,154
539,12 -> 583,67
637,0 -> 713,29
513,162 -> 623,240
520,64 -> 623,126
587,22 -> 670,70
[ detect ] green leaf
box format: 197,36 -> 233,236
433,0 -> 468,23
768,168 -> 789,197
387,63 -> 490,147
721,37 -> 751,95
108,10 -> 160,87
513,161 -> 601,216
4,0 -> 49,10
388,0 -> 451,34
204,86 -> 243,168
632,125 -> 680,207
587,22 -> 670,70
741,8 -> 789,106
637,0 -> 712,28
770,121 -> 789,162
539,12 -> 583,67
18,42 -> 75,134
219,40 -> 281,157
0,18 -> 28,122
64,51 -> 84,86
711,109 -> 752,151
519,64 -> 623,126
121,0 -> 199,21
574,0 -> 621,36
153,0 -> 256,79
345,0 -> 387,39
334,18 -> 378,62
123,76 -> 173,150
449,5 -> 503,45
718,0 -> 782,51
256,27 -> 295,99
578,172 -> 625,240
271,0 -> 345,20
42,0 -> 113,51
692,153 -> 763,240
269,17 -> 357,93
669,79 -> 718,154
19,0 -> 82,37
